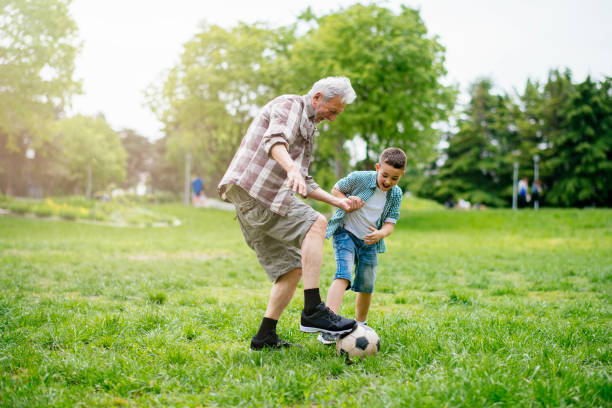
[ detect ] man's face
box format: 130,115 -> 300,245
376,162 -> 405,192
311,93 -> 346,124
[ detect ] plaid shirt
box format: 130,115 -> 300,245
326,171 -> 402,253
217,94 -> 319,216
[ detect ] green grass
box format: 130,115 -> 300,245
1,205 -> 611,407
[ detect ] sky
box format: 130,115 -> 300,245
69,0 -> 612,139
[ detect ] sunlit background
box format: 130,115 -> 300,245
1,0 -> 611,208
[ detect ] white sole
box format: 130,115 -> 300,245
317,333 -> 338,345
299,325 -> 355,334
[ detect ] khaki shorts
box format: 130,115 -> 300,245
225,185 -> 320,282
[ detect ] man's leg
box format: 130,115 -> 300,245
355,292 -> 372,323
251,268 -> 301,350
299,216 -> 356,335
325,278 -> 350,314
264,268 -> 302,320
300,215 -> 327,290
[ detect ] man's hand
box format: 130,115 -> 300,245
287,166 -> 307,197
345,196 -> 364,213
363,226 -> 385,245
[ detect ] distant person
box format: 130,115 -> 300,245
217,76 -> 358,350
444,197 -> 455,209
318,148 -> 405,345
458,198 -> 471,210
532,180 -> 542,210
518,178 -> 529,208
191,176 -> 206,207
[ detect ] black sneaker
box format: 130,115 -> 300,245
317,332 -> 338,345
300,302 -> 357,334
250,332 -> 298,350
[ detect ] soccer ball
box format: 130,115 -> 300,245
336,325 -> 380,359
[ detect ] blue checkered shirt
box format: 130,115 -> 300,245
326,171 -> 402,253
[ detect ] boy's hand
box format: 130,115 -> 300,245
363,227 -> 384,245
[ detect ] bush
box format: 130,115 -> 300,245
57,208 -> 78,220
32,205 -> 53,218
5,201 -> 30,215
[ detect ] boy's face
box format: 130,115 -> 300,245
376,162 -> 404,192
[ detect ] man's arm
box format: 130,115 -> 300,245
270,143 -> 307,197
308,188 -> 352,211
332,187 -> 364,213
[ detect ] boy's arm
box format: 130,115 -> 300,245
363,222 -> 395,245
332,187 -> 364,213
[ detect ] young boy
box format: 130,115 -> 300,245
318,147 -> 406,344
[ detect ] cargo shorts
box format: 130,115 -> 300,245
224,185 -> 320,282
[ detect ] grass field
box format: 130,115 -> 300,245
1,205 -> 610,407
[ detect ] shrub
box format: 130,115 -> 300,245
32,205 -> 53,218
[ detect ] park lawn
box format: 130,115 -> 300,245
0,206 -> 610,407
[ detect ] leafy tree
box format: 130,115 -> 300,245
119,129 -> 154,189
427,79 -> 518,207
284,4 -> 456,183
147,22 -> 292,192
0,0 -> 80,195
546,76 -> 612,206
149,137 -> 182,194
54,115 -> 126,197
535,69 -> 575,203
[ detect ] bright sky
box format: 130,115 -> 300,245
69,0 -> 612,139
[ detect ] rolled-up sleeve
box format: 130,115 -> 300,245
334,172 -> 358,194
305,175 -> 319,194
385,188 -> 402,223
262,102 -> 293,156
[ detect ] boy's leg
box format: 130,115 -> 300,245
352,243 -> 377,324
355,292 -> 372,323
325,278 -> 350,314
317,278 -> 351,345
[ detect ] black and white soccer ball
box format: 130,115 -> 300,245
336,325 -> 380,359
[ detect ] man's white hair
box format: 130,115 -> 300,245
308,76 -> 357,104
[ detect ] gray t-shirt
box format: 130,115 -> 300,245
344,187 -> 387,239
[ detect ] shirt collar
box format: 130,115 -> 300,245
302,95 -> 315,122
368,171 -> 378,189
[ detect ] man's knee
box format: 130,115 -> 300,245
307,214 -> 327,238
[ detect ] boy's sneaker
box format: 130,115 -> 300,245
250,332 -> 298,350
317,332 -> 338,345
300,302 -> 357,334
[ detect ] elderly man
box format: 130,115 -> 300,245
218,77 -> 362,350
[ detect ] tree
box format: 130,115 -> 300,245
147,22 -> 292,193
0,0 -> 80,195
54,115 -> 126,197
119,129 -> 154,189
427,79 -> 518,207
546,76 -> 612,206
284,4 -> 456,184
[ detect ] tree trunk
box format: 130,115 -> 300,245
184,152 -> 191,206
86,162 -> 92,199
335,135 -> 344,179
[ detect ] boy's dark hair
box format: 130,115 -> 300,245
379,147 -> 406,169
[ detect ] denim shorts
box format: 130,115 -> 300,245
332,228 -> 378,293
